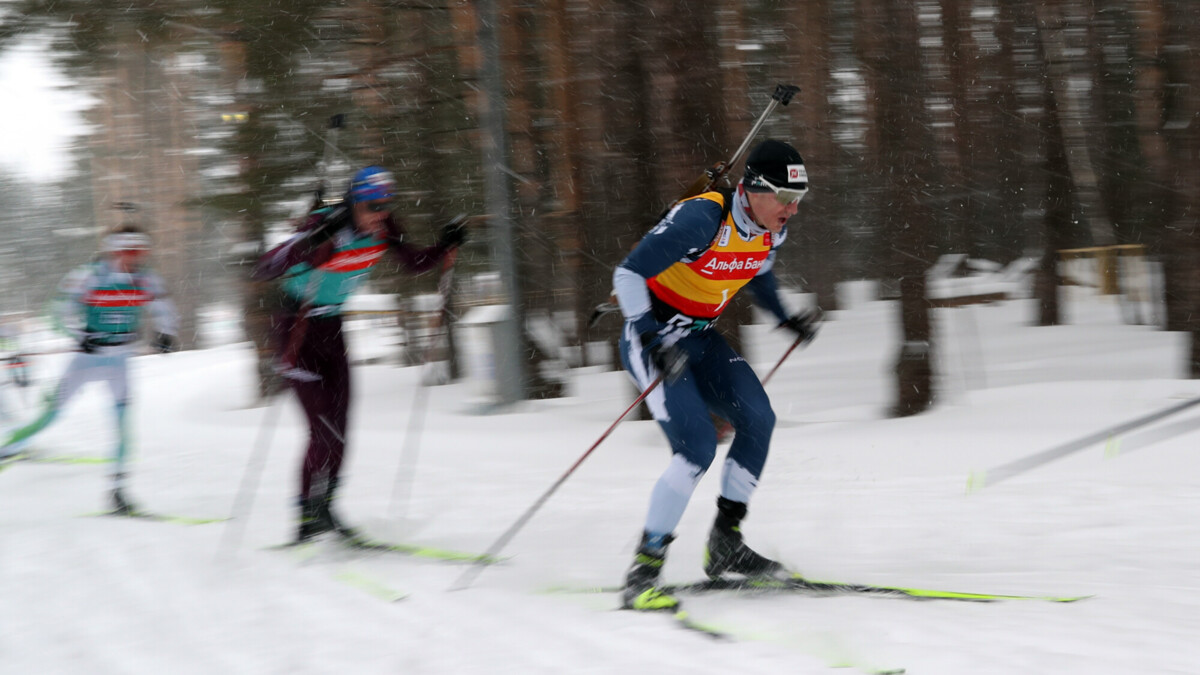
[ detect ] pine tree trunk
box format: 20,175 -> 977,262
1160,1 -> 1200,376
860,0 -> 937,417
1023,0 -> 1076,327
785,0 -> 842,313
216,32 -> 276,400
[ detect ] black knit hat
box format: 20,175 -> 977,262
744,139 -> 807,192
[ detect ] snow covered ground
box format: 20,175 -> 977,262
2,285 -> 1198,675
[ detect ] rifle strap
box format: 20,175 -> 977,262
715,187 -> 735,224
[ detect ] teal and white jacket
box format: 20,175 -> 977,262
55,258 -> 178,352
253,206 -> 450,317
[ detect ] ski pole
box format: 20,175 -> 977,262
761,330 -> 810,386
389,248 -> 460,525
450,374 -> 666,591
966,394 -> 1200,492
1102,411 -> 1200,459
215,393 -> 285,560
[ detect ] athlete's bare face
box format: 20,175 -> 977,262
746,191 -> 799,235
353,199 -> 392,237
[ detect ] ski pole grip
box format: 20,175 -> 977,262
773,84 -> 800,105
725,85 -> 802,172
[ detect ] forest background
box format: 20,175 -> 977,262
0,0 -> 1198,415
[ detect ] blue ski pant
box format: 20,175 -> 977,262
619,323 -> 775,538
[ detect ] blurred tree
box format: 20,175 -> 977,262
333,1 -> 479,379
503,0 -> 567,398
0,170 -> 93,316
1131,0 -> 1174,326
1159,1 -> 1200,376
0,2 -> 213,349
575,0 -> 658,372
822,0 -> 879,284
399,2 -> 479,380
5,0 -> 1195,397
1040,2 -> 1116,251
859,0 -> 938,416
988,0 -> 1031,263
91,17 -> 205,350
204,1 -> 352,398
782,0 -> 842,313
1090,0 -> 1154,248
543,0 -> 590,366
464,0 -> 531,403
1021,0 -> 1078,327
940,0 -> 975,258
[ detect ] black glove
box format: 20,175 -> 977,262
639,332 -> 688,384
588,301 -> 620,329
80,334 -> 102,354
302,206 -> 349,252
153,333 -> 177,354
304,222 -> 338,252
436,214 -> 469,249
778,309 -> 821,345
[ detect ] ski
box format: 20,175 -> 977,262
555,574 -> 1089,603
333,569 -> 409,603
663,575 -> 1090,603
720,575 -> 1087,602
1,451 -> 113,471
0,452 -> 22,472
667,609 -> 730,640
338,532 -> 504,564
32,455 -> 113,465
265,543 -> 409,602
270,530 -> 503,565
84,509 -> 228,526
622,603 -> 904,672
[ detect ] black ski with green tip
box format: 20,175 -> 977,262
332,569 -> 409,602
667,575 -> 1090,603
339,532 -> 505,564
263,544 -> 410,602
1,452 -> 112,472
626,606 -> 904,673
667,609 -> 730,640
272,530 -> 503,565
85,509 -> 228,525
0,455 -> 19,473
562,574 -> 1089,603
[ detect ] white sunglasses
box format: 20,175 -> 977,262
104,233 -> 152,252
747,176 -> 808,205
